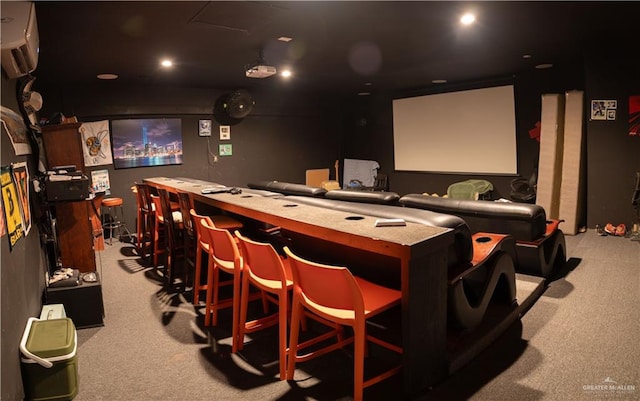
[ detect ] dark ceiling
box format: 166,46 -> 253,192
32,1 -> 640,96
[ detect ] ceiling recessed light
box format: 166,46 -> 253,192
160,59 -> 173,68
278,36 -> 293,42
280,69 -> 292,78
357,92 -> 371,96
432,79 -> 447,84
460,13 -> 475,26
97,73 -> 118,80
523,54 -> 532,59
535,63 -> 553,69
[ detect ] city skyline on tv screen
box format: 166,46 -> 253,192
111,118 -> 183,169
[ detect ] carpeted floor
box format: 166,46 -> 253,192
71,229 -> 639,401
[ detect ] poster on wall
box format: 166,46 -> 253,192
91,169 -> 111,193
80,120 -> 113,166
1,165 -> 24,249
111,118 -> 183,169
11,162 -> 31,236
0,106 -> 32,155
590,100 -> 617,121
199,119 -> 212,136
0,198 -> 6,237
629,95 -> 640,136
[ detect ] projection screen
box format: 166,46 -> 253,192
392,85 -> 517,174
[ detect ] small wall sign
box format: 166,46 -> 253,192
220,125 -> 230,140
199,119 -> 212,136
591,99 -> 617,121
219,144 -> 232,156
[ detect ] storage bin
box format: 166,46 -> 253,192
39,304 -> 67,320
20,317 -> 78,401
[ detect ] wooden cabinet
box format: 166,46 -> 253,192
41,123 -> 98,272
41,122 -> 85,172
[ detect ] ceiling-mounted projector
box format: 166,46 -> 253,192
245,64 -> 277,78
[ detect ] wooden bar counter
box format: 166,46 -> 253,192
144,177 -> 454,397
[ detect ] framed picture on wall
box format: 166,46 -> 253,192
91,169 -> 111,192
591,100 -> 607,120
110,118 -> 183,169
199,119 -> 212,136
591,99 -> 617,121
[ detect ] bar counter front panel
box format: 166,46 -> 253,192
144,177 -> 454,396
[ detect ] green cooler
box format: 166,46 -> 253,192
20,317 -> 78,401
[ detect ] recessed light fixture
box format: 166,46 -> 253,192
278,36 -> 293,42
460,13 -> 475,26
160,59 -> 173,68
357,92 -> 371,96
523,54 -> 532,59
280,69 -> 292,78
432,79 -> 447,84
535,63 -> 553,69
97,73 -> 118,80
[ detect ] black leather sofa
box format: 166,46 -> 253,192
324,189 -> 401,205
248,180 -> 328,197
247,181 -> 518,329
399,194 -> 566,277
248,181 -> 566,278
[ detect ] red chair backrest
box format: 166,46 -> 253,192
236,232 -> 289,285
284,247 -> 363,314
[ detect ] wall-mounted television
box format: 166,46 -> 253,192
110,118 -> 183,169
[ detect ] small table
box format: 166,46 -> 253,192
46,275 -> 104,329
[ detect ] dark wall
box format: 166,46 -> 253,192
36,53 -> 639,233
1,78 -> 48,401
342,62 -> 585,200
345,56 -> 639,229
35,82 -> 346,229
585,57 -> 640,228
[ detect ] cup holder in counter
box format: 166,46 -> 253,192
475,236 -> 492,243
282,203 -> 299,208
345,215 -> 365,221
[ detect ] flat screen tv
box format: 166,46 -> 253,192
111,118 -> 183,169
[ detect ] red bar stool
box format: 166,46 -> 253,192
234,231 -> 293,379
157,188 -> 186,290
199,220 -> 266,352
283,246 -> 403,401
189,209 -> 244,306
133,183 -> 154,258
101,196 -> 132,245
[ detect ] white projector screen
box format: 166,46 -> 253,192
392,85 -> 518,174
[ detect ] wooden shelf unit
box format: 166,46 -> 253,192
41,123 -> 98,272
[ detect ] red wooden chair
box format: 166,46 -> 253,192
234,231 -> 294,379
189,209 -> 244,305
283,246 -> 403,401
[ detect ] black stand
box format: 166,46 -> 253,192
45,274 -> 105,329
